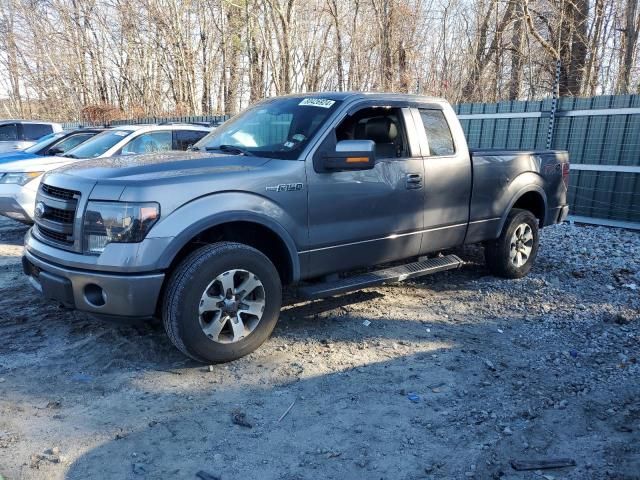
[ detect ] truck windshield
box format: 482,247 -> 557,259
63,130 -> 134,159
193,97 -> 342,160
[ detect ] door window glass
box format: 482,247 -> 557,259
335,107 -> 408,159
122,131 -> 172,155
174,130 -> 208,150
23,123 -> 53,140
418,110 -> 455,156
49,133 -> 95,154
0,124 -> 18,141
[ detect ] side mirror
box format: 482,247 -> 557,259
322,140 -> 376,171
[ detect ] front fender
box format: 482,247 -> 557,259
148,192 -> 302,281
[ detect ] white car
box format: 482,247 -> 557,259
0,120 -> 63,153
0,124 -> 211,223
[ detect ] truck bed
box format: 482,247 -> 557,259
464,148 -> 569,244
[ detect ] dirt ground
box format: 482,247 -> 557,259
0,216 -> 638,480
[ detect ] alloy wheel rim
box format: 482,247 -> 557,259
509,223 -> 534,268
198,269 -> 265,344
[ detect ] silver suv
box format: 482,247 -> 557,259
0,120 -> 63,153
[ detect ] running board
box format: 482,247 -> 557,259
297,254 -> 463,300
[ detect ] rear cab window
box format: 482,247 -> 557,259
418,109 -> 455,156
22,123 -> 54,141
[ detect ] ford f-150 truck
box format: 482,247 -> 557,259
22,93 -> 569,363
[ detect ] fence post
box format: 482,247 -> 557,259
546,59 -> 562,150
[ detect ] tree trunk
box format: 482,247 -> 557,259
508,1 -> 525,100
617,0 -> 640,93
559,0 -> 589,96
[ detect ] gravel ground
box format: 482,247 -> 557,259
0,216 -> 638,480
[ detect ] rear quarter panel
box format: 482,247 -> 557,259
466,150 -> 568,243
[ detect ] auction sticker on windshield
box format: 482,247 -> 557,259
299,98 -> 335,108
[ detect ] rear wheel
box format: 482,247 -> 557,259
163,242 -> 282,363
485,209 -> 540,279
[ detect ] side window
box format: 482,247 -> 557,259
22,123 -> 53,141
121,131 -> 172,155
335,107 -> 408,159
173,130 -> 208,150
50,133 -> 94,154
419,110 -> 455,156
0,124 -> 18,141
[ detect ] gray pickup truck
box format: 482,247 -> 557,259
22,93 -> 569,363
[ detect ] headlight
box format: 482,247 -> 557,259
0,172 -> 44,185
83,201 -> 160,254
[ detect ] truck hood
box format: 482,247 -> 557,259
0,155 -> 74,173
53,151 -> 271,181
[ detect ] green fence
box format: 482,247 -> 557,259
455,95 -> 640,229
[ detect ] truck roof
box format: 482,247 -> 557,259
276,91 -> 448,104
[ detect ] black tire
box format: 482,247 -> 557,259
485,209 -> 540,279
162,242 -> 282,363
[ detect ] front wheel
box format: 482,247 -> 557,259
485,209 -> 540,279
162,242 -> 282,363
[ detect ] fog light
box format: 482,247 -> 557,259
84,283 -> 106,307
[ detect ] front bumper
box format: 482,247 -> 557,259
0,183 -> 37,223
23,249 -> 165,319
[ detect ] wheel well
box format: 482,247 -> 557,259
167,221 -> 294,285
512,191 -> 545,226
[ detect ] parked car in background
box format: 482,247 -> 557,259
0,123 -> 211,223
59,124 -> 211,159
0,128 -> 107,165
0,120 -> 63,153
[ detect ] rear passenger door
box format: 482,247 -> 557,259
412,107 -> 472,253
173,130 -> 208,150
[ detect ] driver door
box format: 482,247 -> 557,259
304,106 -> 425,278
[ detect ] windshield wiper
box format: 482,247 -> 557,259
63,153 -> 79,159
206,144 -> 254,156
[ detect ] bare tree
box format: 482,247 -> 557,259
0,0 -> 637,120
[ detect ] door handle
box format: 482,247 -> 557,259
406,173 -> 423,189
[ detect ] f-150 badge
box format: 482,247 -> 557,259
266,183 -> 304,192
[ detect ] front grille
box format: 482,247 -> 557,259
41,184 -> 80,201
43,206 -> 74,224
35,183 -> 81,249
37,225 -> 73,245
